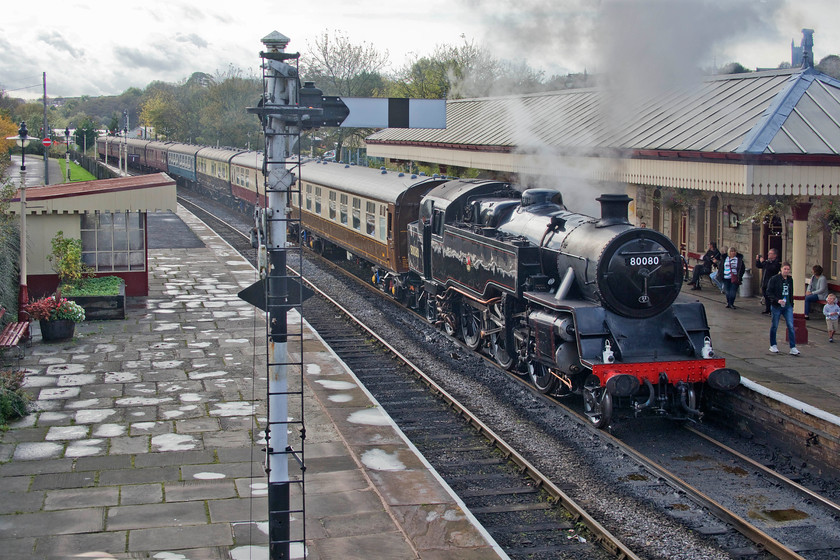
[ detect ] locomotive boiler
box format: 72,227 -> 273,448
407,179 -> 740,427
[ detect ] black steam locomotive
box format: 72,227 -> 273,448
403,179 -> 740,427
290,164 -> 740,428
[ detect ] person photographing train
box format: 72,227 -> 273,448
768,262 -> 800,356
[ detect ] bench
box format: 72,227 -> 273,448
0,308 -> 30,366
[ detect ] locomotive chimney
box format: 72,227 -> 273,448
596,194 -> 632,227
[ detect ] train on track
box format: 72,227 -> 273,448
99,137 -> 741,428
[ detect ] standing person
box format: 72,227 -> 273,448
687,241 -> 721,290
768,262 -> 800,355
756,248 -> 781,315
803,264 -> 828,320
722,247 -> 745,309
823,293 -> 839,343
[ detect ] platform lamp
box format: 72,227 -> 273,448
65,126 -> 71,182
6,121 -> 37,319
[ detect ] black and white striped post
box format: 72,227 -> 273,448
243,30 -> 445,560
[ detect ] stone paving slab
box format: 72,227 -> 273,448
0,206 -> 505,559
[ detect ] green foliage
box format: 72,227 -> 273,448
0,369 -> 29,427
60,276 -> 123,296
0,180 -> 21,318
47,231 -> 92,284
57,159 -> 96,182
73,118 -> 100,154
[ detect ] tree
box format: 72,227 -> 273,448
139,90 -> 182,139
198,67 -> 261,147
73,118 -> 99,154
817,55 -> 840,80
301,31 -> 390,157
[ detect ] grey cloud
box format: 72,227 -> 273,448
175,33 -> 209,49
37,30 -> 86,58
113,45 -> 185,73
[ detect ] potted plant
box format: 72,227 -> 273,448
23,295 -> 86,342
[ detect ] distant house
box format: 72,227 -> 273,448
9,173 -> 177,298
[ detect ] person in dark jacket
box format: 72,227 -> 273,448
687,241 -> 721,290
756,248 -> 781,314
767,262 -> 800,355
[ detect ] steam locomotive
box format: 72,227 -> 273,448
292,163 -> 741,428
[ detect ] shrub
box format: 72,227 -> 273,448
60,276 -> 123,296
0,369 -> 29,426
47,231 -> 93,285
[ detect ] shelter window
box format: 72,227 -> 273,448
81,211 -> 145,273
352,198 -> 361,230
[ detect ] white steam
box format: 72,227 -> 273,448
457,0 -> 787,216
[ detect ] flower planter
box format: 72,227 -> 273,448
39,319 -> 76,342
68,283 -> 126,320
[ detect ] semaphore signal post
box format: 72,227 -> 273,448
240,30 -> 445,559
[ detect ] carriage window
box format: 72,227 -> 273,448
315,187 -> 322,214
340,194 -> 348,225
380,205 -> 387,241
305,184 -> 312,211
329,191 -> 337,220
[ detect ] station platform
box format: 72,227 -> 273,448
682,281 -> 840,420
5,154 -> 64,187
0,206 -> 504,559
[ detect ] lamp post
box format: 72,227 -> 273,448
65,126 -> 71,182
6,122 -> 37,318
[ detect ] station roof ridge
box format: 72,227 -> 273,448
367,67 -> 840,159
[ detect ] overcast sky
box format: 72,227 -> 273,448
2,0 -> 838,100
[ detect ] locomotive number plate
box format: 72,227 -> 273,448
625,255 -> 660,267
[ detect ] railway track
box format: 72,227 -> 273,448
177,191 -> 840,559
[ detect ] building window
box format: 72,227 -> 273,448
81,211 -> 145,272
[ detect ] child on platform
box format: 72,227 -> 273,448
823,293 -> 840,343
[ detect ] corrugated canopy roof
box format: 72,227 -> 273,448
367,68 -> 840,157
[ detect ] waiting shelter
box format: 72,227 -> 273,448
9,173 -> 177,297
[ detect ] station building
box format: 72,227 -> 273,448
9,173 -> 177,298
366,58 -> 840,300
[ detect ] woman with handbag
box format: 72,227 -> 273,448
722,247 -> 746,309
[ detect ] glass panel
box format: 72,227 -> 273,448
315,200 -> 321,214
113,212 -> 126,227
113,230 -> 128,251
81,214 -> 96,229
340,208 -> 348,225
81,231 -> 96,251
129,251 -> 145,266
82,252 -> 96,266
366,214 -> 375,235
97,253 -> 113,270
127,212 -> 141,229
329,201 -> 336,220
98,213 -> 113,227
113,252 -> 129,271
380,217 -> 386,241
129,230 -> 144,250
97,231 -> 113,251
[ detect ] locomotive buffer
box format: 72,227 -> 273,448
239,30 -> 445,560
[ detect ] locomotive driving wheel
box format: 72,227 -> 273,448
489,302 -> 514,369
528,361 -> 558,394
583,385 -> 613,428
460,302 -> 482,350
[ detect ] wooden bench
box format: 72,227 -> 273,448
0,308 -> 30,366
